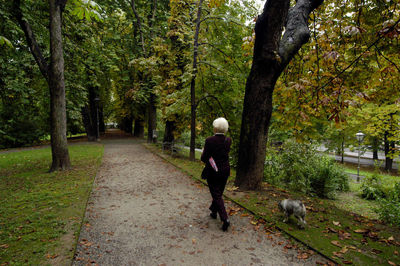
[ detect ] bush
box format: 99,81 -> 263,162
375,182 -> 400,227
263,140 -> 349,199
360,174 -> 386,200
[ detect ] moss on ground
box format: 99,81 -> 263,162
145,143 -> 400,265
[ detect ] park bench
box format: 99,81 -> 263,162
162,141 -> 182,156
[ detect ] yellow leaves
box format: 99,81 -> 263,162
207,0 -> 225,8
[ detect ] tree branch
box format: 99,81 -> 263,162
130,0 -> 146,56
13,0 -> 49,81
278,0 -> 324,68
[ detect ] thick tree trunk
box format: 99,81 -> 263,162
13,0 -> 70,171
235,0 -> 324,190
81,106 -> 96,141
133,118 -> 144,137
163,120 -> 175,144
48,0 -> 70,171
147,93 -> 157,143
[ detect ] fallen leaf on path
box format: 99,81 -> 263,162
192,239 -> 196,244
226,186 -> 239,192
297,253 -> 309,259
331,240 -> 341,247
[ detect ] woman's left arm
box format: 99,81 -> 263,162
201,139 -> 211,163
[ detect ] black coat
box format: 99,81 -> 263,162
201,134 -> 231,179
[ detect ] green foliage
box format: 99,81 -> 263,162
376,182 -> 400,227
264,140 -> 349,199
360,174 -> 387,200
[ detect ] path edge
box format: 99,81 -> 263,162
142,143 -> 339,265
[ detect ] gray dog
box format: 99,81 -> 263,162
278,199 -> 307,228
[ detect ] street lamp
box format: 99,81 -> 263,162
94,97 -> 100,141
356,131 -> 365,182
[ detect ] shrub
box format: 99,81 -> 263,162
263,140 -> 349,199
375,182 -> 400,227
360,174 -> 386,200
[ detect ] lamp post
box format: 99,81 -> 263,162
356,131 -> 365,182
94,97 -> 100,141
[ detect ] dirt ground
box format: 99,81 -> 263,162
73,138 -> 329,265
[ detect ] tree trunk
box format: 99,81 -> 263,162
133,118 -> 144,137
163,120 -> 176,150
81,106 -> 96,141
189,0 -> 204,161
14,0 -> 70,171
147,93 -> 157,143
372,136 -> 379,160
384,132 -> 393,171
235,0 -> 324,190
48,0 -> 70,171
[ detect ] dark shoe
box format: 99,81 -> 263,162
210,212 -> 217,219
222,220 -> 230,231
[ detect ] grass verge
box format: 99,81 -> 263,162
145,143 -> 400,266
0,143 -> 103,265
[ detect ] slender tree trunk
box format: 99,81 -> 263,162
384,132 -> 393,171
81,106 -> 96,141
235,0 -> 324,190
189,0 -> 204,161
48,0 -> 70,171
147,93 -> 157,143
372,136 -> 379,160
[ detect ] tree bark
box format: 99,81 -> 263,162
147,93 -> 157,143
133,118 -> 144,137
235,0 -> 324,190
384,132 -> 393,171
163,120 -> 176,151
372,136 -> 379,160
48,0 -> 70,171
189,0 -> 204,161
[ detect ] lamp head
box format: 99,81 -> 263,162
356,131 -> 365,142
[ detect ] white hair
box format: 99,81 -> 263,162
213,117 -> 229,134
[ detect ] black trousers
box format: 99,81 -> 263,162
207,175 -> 229,221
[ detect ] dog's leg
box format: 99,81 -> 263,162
283,212 -> 289,223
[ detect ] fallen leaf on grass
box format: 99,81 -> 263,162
371,248 -> 382,254
331,240 -> 341,247
46,254 -> 59,259
333,221 -> 341,226
342,260 -> 353,264
226,186 -> 239,192
333,251 -> 344,258
0,244 -> 9,249
340,247 -> 348,254
394,250 -> 399,255
388,261 -> 396,266
354,229 -> 369,234
388,236 -> 395,241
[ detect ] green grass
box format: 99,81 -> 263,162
0,144 -> 103,265
145,143 -> 400,265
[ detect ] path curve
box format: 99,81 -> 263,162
73,139 -> 327,265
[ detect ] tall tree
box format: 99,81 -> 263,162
235,0 -> 324,190
13,0 -> 71,171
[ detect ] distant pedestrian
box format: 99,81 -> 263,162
201,117 -> 232,231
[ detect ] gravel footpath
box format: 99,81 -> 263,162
73,139 -> 328,265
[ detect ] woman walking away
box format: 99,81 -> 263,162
201,117 -> 232,231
